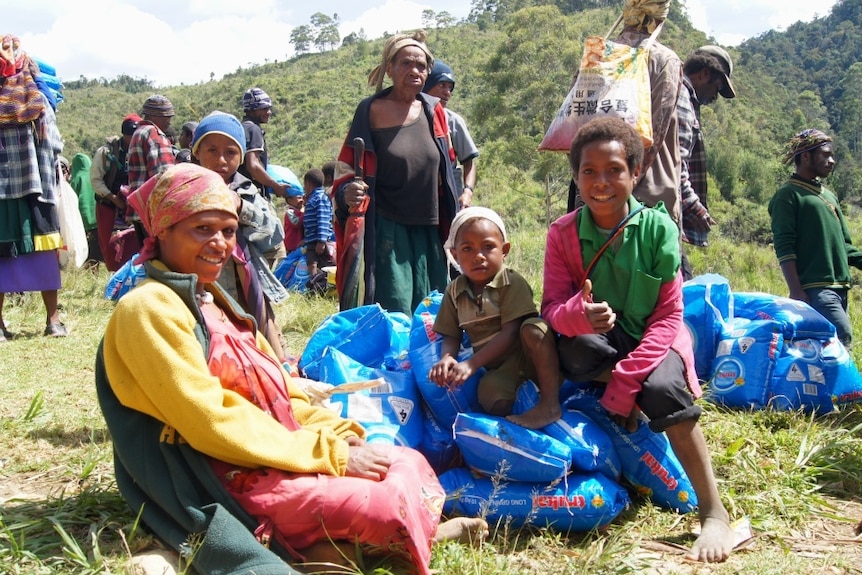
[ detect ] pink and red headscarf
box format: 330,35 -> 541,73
127,163 -> 237,264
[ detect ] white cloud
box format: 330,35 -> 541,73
338,0 -> 426,40
688,0 -> 838,46
3,0 -> 843,86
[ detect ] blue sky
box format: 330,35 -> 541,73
3,0 -> 839,87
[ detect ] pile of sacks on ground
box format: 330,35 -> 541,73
295,291 -> 700,533
683,274 -> 862,414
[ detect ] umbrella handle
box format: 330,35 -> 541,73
353,137 -> 365,181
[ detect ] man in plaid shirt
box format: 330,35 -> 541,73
127,94 -> 176,193
678,46 -> 736,279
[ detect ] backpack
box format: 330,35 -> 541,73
102,137 -> 124,193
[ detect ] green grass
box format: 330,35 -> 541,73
2,203 -> 862,574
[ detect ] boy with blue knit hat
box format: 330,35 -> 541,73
423,60 -> 479,207
192,111 -> 289,362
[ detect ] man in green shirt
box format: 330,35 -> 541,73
768,129 -> 862,345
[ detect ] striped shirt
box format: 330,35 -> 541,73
303,187 -> 335,244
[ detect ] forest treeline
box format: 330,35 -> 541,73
54,0 -> 862,228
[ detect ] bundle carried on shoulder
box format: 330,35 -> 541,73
538,14 -> 660,152
0,35 -> 45,125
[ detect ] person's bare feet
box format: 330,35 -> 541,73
433,517 -> 489,547
687,516 -> 735,562
506,401 -> 562,429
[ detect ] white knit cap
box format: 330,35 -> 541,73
444,206 -> 508,271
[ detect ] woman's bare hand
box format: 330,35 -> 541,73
345,444 -> 391,481
344,180 -> 369,208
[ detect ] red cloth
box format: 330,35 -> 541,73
283,208 -> 304,252
202,306 -> 443,574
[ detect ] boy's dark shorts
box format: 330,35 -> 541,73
305,241 -> 336,269
557,325 -> 701,432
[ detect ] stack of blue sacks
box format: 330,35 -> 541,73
300,291 -> 703,532
683,274 -> 862,414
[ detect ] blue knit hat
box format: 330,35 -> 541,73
242,87 -> 272,111
423,60 -> 456,93
190,111 -> 246,157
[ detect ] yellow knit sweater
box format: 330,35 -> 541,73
102,269 -> 364,476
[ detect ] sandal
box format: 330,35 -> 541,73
44,322 -> 68,337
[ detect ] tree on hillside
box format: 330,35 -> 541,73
422,9 -> 436,29
474,5 -> 595,216
311,13 -> 341,51
341,29 -> 368,48
436,11 -> 457,28
291,25 -> 313,54
836,62 -> 862,153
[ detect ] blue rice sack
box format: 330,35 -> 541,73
104,254 -> 146,301
409,339 -> 483,429
453,413 -> 571,483
273,247 -> 309,292
265,164 -> 303,198
771,337 -> 862,414
733,291 -> 836,341
317,347 -> 422,448
820,336 -> 862,409
409,291 -> 483,427
683,274 -> 732,380
419,404 -> 461,474
301,303 -> 408,380
514,381 -> 621,480
410,290 -> 447,350
566,389 -> 698,513
440,467 -> 629,532
707,317 -> 783,409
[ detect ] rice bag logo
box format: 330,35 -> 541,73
737,337 -> 755,354
388,397 -> 415,425
787,362 -> 807,382
712,358 -> 745,393
534,494 -> 587,510
789,339 -> 820,361
420,311 -> 439,343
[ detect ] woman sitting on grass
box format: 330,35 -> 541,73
95,163 -> 487,575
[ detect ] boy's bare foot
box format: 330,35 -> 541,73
433,517 -> 489,547
507,402 -> 562,429
687,517 -> 735,563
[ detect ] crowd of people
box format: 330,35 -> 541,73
5,0 -> 862,572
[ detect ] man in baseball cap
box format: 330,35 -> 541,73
688,45 -> 736,101
677,45 -> 737,278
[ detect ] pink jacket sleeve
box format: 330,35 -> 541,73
541,212 -> 595,336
